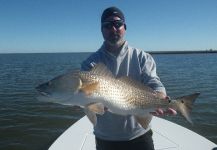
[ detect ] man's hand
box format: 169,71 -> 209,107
150,92 -> 177,116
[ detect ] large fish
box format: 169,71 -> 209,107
36,63 -> 200,128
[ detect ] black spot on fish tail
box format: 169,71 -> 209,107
175,92 -> 200,124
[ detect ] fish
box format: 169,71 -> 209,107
36,63 -> 200,128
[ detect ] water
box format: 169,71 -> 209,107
0,53 -> 216,149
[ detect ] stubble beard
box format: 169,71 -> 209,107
106,35 -> 125,48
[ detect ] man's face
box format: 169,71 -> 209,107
101,16 -> 126,47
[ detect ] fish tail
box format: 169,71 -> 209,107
174,92 -> 200,124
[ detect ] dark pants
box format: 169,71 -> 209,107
95,130 -> 154,150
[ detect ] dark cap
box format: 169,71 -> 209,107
101,7 -> 125,23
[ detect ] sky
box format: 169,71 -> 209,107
0,0 -> 217,53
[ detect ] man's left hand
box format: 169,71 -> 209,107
150,92 -> 177,116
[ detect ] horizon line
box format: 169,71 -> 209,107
0,49 -> 217,55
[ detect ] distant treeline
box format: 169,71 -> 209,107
148,50 -> 217,54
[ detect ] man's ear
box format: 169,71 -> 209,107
124,24 -> 127,30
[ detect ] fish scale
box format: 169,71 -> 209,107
36,63 -> 200,126
81,74 -> 166,114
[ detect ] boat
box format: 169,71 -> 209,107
49,116 -> 217,150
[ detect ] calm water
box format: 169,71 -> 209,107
0,53 -> 216,149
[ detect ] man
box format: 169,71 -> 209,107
81,6 -> 176,150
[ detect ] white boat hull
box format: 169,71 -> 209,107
49,116 -> 216,150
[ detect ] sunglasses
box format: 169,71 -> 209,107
102,20 -> 125,30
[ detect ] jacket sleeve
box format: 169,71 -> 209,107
81,52 -> 100,71
140,53 -> 166,95
81,60 -> 95,71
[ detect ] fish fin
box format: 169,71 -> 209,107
86,103 -> 105,115
175,92 -> 200,124
90,63 -> 114,78
135,115 -> 153,129
118,77 -> 156,94
84,106 -> 97,126
80,82 -> 99,95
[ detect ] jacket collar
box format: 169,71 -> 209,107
100,41 -> 129,58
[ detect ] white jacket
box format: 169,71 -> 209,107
81,41 -> 166,141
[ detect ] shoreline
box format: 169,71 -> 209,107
148,50 -> 217,54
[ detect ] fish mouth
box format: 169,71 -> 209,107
38,91 -> 50,97
35,86 -> 50,97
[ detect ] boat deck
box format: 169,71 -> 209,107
49,116 -> 217,150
